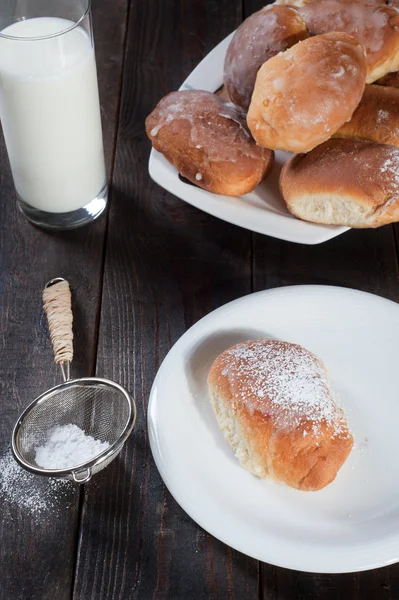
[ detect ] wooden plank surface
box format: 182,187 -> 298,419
0,0 -> 128,598
72,1 -> 260,599
1,0 -> 398,597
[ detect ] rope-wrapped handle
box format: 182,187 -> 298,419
43,279 -> 73,365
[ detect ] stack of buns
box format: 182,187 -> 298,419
146,0 -> 399,228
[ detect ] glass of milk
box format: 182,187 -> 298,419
0,0 -> 107,229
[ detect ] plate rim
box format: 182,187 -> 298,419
148,285 -> 399,573
148,150 -> 350,245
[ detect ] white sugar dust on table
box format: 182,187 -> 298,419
34,424 -> 110,470
0,450 -> 73,517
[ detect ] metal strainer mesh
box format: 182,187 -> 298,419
13,377 -> 135,482
12,279 -> 136,483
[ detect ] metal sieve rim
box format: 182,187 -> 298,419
11,377 -> 136,478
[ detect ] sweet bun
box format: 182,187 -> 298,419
224,5 -> 308,110
298,1 -> 399,83
247,32 -> 367,153
335,84 -> 399,147
280,138 -> 399,227
208,339 -> 353,492
146,90 -> 274,197
376,70 -> 399,87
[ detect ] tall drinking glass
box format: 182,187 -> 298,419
0,0 -> 107,229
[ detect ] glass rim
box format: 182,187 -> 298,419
0,0 -> 91,41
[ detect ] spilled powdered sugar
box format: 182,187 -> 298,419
220,340 -> 349,436
0,449 -> 73,517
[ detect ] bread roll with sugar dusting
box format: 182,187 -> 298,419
224,5 -> 308,110
335,84 -> 399,147
247,32 -> 367,153
146,90 -> 274,197
208,339 -> 353,492
280,139 -> 399,227
298,1 -> 399,83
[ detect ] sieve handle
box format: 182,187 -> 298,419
43,278 -> 73,381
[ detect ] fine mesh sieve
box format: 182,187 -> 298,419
12,278 -> 136,483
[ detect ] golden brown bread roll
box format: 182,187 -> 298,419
208,339 -> 353,492
335,84 -> 399,146
375,70 -> 399,87
224,5 -> 308,110
298,1 -> 399,83
280,138 -> 399,227
146,90 -> 274,197
247,32 -> 367,153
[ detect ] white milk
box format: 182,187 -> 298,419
0,17 -> 106,213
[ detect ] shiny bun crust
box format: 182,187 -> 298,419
298,1 -> 399,83
224,5 -> 308,110
247,32 -> 367,153
146,90 -> 274,197
335,84 -> 399,147
280,138 -> 399,227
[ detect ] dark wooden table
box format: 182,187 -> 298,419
0,0 -> 398,598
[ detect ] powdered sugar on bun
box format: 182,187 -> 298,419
298,1 -> 399,82
247,32 -> 367,153
224,5 -> 308,110
208,339 -> 353,491
218,340 -> 348,435
146,90 -> 274,196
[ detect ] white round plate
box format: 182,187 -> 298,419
148,286 -> 399,573
148,33 -> 350,245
